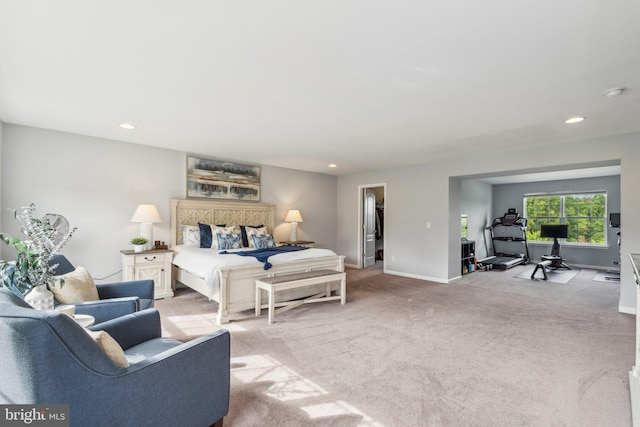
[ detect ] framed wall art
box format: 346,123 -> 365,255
186,156 -> 261,201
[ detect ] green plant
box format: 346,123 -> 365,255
0,204 -> 76,295
130,237 -> 149,245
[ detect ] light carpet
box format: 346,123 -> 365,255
515,267 -> 580,284
156,263 -> 633,427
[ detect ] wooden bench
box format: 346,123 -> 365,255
255,269 -> 346,324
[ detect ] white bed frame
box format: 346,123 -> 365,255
170,199 -> 345,324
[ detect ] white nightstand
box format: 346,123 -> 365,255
121,249 -> 174,299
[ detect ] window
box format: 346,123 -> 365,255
524,192 -> 607,245
461,214 -> 468,238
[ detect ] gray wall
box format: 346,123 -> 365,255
0,124 -> 337,282
461,180 -> 492,260
338,166 -> 452,283
337,131 -> 640,313
0,121 -> 2,259
491,176 -> 620,269
3,121 -> 639,314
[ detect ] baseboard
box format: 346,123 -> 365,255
348,263 -> 450,284
619,304 -> 637,315
631,368 -> 640,427
383,269 -> 449,284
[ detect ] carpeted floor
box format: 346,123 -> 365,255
155,263 -> 634,427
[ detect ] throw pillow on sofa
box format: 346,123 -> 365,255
50,266 -> 100,303
86,330 -> 129,368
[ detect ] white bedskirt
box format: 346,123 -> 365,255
171,245 -> 340,299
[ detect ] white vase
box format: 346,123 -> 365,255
134,244 -> 145,253
25,284 -> 55,310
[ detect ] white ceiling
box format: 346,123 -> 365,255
1,1 -> 639,176
478,165 -> 621,185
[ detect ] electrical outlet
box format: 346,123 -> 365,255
426,222 -> 431,229
391,256 -> 396,262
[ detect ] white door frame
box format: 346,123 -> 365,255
357,183 -> 386,269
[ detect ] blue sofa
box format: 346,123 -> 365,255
49,254 -> 155,323
0,287 -> 230,427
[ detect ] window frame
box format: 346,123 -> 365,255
522,191 -> 608,247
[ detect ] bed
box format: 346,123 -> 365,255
169,199 -> 345,324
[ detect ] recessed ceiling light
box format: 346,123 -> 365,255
119,123 -> 136,130
328,164 -> 337,168
605,88 -> 624,98
564,117 -> 585,124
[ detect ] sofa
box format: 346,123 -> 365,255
49,254 -> 155,323
0,287 -> 230,427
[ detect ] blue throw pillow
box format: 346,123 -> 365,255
198,223 -> 226,248
239,225 -> 264,247
216,233 -> 242,250
251,233 -> 276,249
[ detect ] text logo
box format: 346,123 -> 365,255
0,405 -> 69,427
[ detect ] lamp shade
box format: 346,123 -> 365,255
285,210 -> 303,223
131,204 -> 161,223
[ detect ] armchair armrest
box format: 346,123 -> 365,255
121,329 -> 230,425
74,297 -> 140,324
131,329 -> 229,371
89,308 -> 162,350
97,279 -> 154,301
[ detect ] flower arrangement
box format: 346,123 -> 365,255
0,204 -> 76,296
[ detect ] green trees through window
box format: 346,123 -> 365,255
524,193 -> 606,244
461,215 -> 468,238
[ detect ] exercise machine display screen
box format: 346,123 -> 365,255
540,224 -> 568,239
501,208 -> 519,226
610,213 -> 620,228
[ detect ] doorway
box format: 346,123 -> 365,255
360,184 -> 385,269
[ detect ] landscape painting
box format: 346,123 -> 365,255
186,156 -> 261,201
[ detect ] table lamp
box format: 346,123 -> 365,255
131,204 -> 161,250
285,209 -> 303,242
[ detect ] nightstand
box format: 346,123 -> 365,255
278,240 -> 315,248
121,249 -> 174,299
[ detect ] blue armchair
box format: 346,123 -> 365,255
0,287 -> 230,427
49,254 -> 155,323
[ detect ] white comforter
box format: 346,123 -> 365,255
171,245 -> 338,295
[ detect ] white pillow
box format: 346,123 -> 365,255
210,225 -> 238,249
245,226 -> 268,249
181,224 -> 200,246
50,266 -> 100,304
